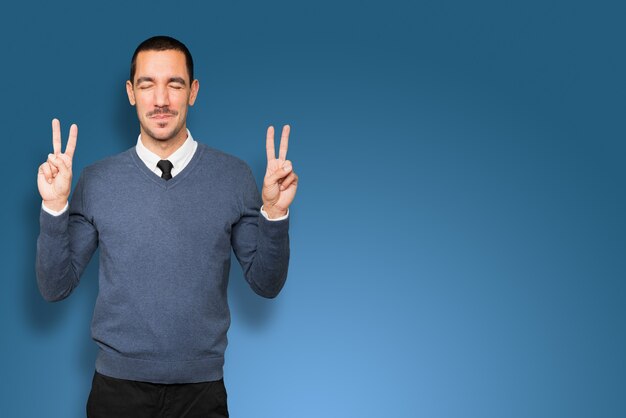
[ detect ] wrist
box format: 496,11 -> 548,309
43,199 -> 68,212
263,205 -> 288,219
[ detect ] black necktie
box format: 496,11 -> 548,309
157,160 -> 173,180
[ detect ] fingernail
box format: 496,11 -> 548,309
283,164 -> 292,172
49,153 -> 56,160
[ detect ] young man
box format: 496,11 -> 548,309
36,35 -> 298,418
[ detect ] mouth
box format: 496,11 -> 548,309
147,108 -> 178,120
150,114 -> 173,120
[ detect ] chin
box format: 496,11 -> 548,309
153,135 -> 175,142
143,122 -> 181,142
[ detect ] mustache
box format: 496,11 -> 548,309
147,108 -> 179,117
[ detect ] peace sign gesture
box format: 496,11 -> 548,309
37,119 -> 78,211
262,125 -> 298,219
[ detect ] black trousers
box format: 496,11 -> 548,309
86,371 -> 229,418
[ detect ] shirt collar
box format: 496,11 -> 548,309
135,129 -> 196,176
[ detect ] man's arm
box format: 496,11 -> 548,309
232,166 -> 290,298
35,119 -> 98,302
231,125 -> 298,298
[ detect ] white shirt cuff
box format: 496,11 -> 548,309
42,201 -> 69,216
260,205 -> 289,221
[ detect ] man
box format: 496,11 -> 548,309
36,35 -> 298,417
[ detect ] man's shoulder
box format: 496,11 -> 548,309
81,147 -> 135,179
197,142 -> 253,175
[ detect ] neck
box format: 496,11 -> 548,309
140,127 -> 188,159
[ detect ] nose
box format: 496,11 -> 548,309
154,84 -> 170,107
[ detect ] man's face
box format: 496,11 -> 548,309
126,49 -> 199,143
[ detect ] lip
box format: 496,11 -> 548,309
150,114 -> 173,120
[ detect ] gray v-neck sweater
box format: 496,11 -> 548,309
36,142 -> 290,383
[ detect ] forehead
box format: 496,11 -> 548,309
134,50 -> 188,81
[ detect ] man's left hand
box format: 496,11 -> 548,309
262,125 -> 298,219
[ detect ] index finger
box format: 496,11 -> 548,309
52,118 -> 61,154
278,125 -> 290,161
65,124 -> 78,158
266,125 -> 275,161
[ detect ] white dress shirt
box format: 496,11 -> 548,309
42,129 -> 288,221
136,128 -> 198,179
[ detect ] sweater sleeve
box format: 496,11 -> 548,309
36,169 -> 99,302
231,166 -> 290,298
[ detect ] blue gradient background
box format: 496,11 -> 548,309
1,1 -> 625,417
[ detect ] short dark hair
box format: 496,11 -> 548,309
129,35 -> 194,84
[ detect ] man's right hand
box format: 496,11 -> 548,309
37,119 -> 78,212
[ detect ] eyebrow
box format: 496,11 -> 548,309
135,76 -> 187,85
168,77 -> 187,85
136,76 -> 154,84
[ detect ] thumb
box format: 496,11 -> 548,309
47,154 -> 70,178
264,161 -> 293,186
56,153 -> 73,169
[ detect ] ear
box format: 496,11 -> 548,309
126,80 -> 136,106
188,79 -> 199,106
